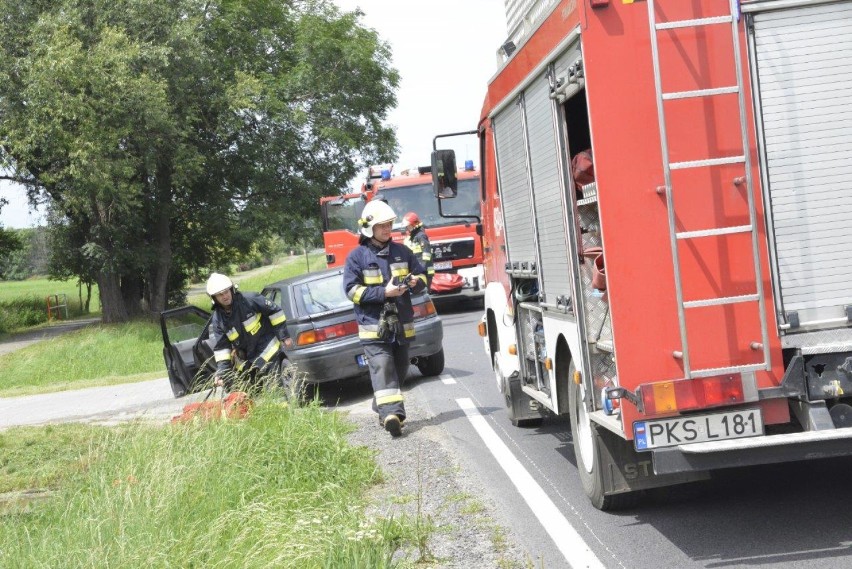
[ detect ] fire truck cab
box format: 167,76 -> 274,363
440,0 -> 852,510
322,163 -> 486,302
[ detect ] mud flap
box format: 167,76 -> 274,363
593,423 -> 709,494
506,374 -> 547,426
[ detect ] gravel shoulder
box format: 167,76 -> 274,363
340,385 -> 534,568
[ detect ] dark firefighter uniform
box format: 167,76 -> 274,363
343,240 -> 427,423
403,223 -> 434,285
209,291 -> 290,387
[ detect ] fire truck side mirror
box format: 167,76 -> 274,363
431,149 -> 458,199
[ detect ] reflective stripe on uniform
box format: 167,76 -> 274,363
227,327 -> 239,342
427,267 -> 435,275
390,262 -> 408,278
259,337 -> 281,362
416,274 -> 428,285
269,309 -> 286,326
375,388 -> 403,406
421,251 -> 432,261
363,268 -> 383,285
214,349 -> 232,362
243,313 -> 261,335
410,244 -> 422,254
348,285 -> 367,304
403,323 -> 415,338
359,324 -> 380,339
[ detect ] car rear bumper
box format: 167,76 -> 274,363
409,316 -> 443,358
287,337 -> 369,384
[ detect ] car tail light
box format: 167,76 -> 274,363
412,300 -> 436,320
639,375 -> 745,415
296,320 -> 358,346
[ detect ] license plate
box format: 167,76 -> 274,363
633,408 -> 763,451
356,354 -> 368,367
433,261 -> 452,270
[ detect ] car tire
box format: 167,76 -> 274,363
416,348 -> 445,376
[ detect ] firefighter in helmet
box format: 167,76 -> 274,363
402,211 -> 434,287
342,200 -> 427,437
206,272 -> 291,391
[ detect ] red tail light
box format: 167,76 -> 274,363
296,320 -> 358,346
412,300 -> 436,320
640,375 -> 745,415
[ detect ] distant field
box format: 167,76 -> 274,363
0,277 -> 99,307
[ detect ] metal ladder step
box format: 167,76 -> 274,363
670,155 -> 744,170
656,15 -> 732,30
689,363 -> 767,380
663,86 -> 739,100
676,224 -> 752,239
684,294 -> 760,309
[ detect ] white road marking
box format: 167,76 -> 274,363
456,397 -> 605,569
440,373 -> 457,385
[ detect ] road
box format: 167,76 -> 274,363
3,304 -> 852,568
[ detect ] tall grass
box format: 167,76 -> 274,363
0,322 -> 164,397
0,400 -> 418,568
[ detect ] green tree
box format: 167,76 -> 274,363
0,0 -> 398,321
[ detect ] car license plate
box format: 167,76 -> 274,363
633,408 -> 763,451
356,354 -> 368,367
433,261 -> 452,270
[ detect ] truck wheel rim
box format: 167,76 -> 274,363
576,383 -> 594,474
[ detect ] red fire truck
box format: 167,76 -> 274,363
321,163 -> 486,301
432,0 -> 852,509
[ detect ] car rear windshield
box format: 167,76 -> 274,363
295,273 -> 353,316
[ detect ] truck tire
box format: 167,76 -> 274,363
416,348 -> 445,376
568,362 -> 637,510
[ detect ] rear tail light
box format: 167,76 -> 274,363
296,320 -> 358,346
639,375 -> 745,415
412,300 -> 436,320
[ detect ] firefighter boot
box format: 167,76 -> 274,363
383,414 -> 402,437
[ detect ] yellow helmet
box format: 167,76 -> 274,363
206,272 -> 234,297
358,200 -> 397,238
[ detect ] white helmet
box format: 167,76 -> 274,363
358,200 -> 397,238
206,272 -> 234,297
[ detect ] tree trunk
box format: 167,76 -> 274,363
97,271 -> 128,323
121,273 -> 144,317
147,161 -> 172,315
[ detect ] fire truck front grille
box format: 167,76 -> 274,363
432,239 -> 475,262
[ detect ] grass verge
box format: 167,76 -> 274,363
0,398 -> 422,568
0,323 -> 164,397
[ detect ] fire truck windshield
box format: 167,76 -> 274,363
384,179 -> 480,231
322,197 -> 366,233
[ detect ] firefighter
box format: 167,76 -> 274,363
402,211 -> 434,286
343,200 -> 427,437
206,273 -> 291,391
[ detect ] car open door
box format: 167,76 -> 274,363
160,306 -> 216,397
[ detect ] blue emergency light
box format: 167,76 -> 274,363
464,160 -> 474,171
381,169 -> 391,180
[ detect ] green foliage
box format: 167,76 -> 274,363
0,402 -> 420,567
0,0 -> 399,320
0,227 -> 49,280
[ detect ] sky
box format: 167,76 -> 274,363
0,1 -> 509,228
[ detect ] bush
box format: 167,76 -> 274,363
0,297 -> 49,333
